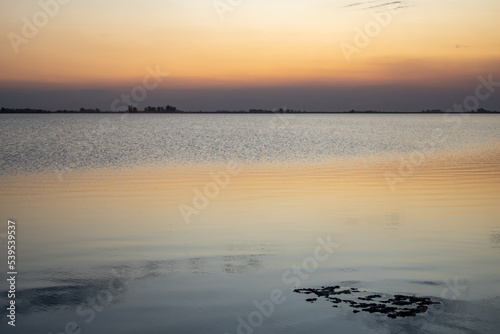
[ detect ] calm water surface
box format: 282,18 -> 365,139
0,114 -> 499,334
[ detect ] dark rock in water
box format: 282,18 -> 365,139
397,309 -> 417,317
391,300 -> 413,306
353,302 -> 377,309
359,294 -> 382,301
416,305 -> 428,313
329,297 -> 342,303
343,300 -> 358,306
294,284 -> 440,319
294,288 -> 312,294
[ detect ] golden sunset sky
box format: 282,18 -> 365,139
1,0 -> 499,111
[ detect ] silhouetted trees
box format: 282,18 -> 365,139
125,105 -> 178,113
248,108 -> 304,113
79,108 -> 101,113
421,108 -> 497,113
0,107 -> 49,113
1,107 -> 498,114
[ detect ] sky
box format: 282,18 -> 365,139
0,0 -> 499,111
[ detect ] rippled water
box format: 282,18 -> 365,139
0,114 -> 499,334
1,114 -> 499,174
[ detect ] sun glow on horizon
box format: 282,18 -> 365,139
1,0 -> 499,110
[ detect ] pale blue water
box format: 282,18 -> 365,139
0,114 -> 499,334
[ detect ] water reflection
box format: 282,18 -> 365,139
222,255 -> 264,274
188,257 -> 208,274
2,266 -> 133,316
491,233 -> 500,248
0,115 -> 499,333
1,114 -> 500,175
1,249 -> 269,318
385,213 -> 401,230
409,281 -> 442,286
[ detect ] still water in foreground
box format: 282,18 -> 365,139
0,114 -> 499,333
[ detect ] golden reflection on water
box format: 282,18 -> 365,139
1,149 -> 499,276
1,148 -> 499,223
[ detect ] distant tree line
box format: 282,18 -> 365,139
0,106 -> 179,113
127,105 -> 178,113
1,107 -> 499,114
422,108 -> 498,113
0,107 -> 102,113
248,108 -> 305,113
80,108 -> 101,113
1,107 -> 50,113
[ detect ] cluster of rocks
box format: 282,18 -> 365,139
294,285 -> 440,319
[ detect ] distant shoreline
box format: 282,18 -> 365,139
1,107 -> 499,114
1,110 -> 499,114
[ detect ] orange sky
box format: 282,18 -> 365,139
1,0 -> 499,110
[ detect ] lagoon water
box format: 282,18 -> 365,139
1,114 -> 499,333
